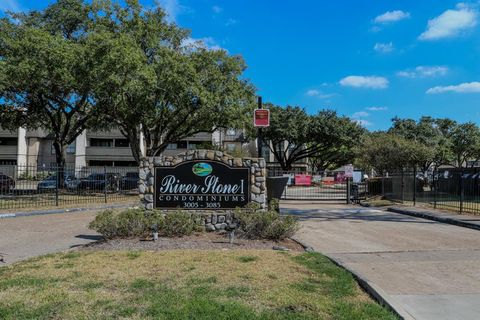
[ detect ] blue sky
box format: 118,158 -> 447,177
2,0 -> 480,130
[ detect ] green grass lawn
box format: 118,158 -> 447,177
0,250 -> 398,320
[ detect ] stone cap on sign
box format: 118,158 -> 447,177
138,150 -> 267,211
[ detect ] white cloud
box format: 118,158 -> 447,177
182,37 -> 223,51
366,106 -> 388,111
212,5 -> 223,14
353,119 -> 373,127
374,42 -> 394,53
306,89 -> 336,99
225,18 -> 237,26
374,10 -> 411,24
352,111 -> 370,118
419,4 -> 478,40
426,82 -> 480,94
0,0 -> 21,12
158,0 -> 191,23
339,76 -> 389,89
397,66 -> 449,78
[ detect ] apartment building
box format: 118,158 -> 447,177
0,127 -> 249,168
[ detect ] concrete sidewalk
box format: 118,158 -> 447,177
0,210 -> 101,265
388,206 -> 480,231
283,202 -> 480,320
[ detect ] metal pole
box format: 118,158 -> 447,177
104,166 -> 108,204
381,174 -> 385,197
257,96 -> 263,159
55,166 -> 59,207
460,170 -> 464,214
433,169 -> 437,209
346,178 -> 351,204
413,167 -> 417,206
401,169 -> 405,203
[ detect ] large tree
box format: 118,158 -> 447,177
259,105 -> 364,171
449,122 -> 480,168
389,116 -> 454,171
357,132 -> 433,175
0,0 -> 105,170
92,1 -> 256,162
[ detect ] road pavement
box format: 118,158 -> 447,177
283,201 -> 480,320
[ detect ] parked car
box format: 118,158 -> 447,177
37,174 -> 78,191
0,174 -> 15,191
120,172 -> 139,190
77,173 -> 120,192
37,175 -> 57,191
65,176 -> 81,191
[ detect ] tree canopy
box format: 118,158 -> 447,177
358,117 -> 480,175
0,0 -> 104,167
91,0 -> 255,162
0,0 -> 256,166
259,105 -> 365,171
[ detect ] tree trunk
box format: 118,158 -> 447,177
53,141 -> 66,188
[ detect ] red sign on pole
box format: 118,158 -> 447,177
254,109 -> 270,127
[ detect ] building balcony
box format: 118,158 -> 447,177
85,147 -> 133,158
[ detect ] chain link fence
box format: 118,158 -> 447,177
367,168 -> 480,214
0,165 -> 139,211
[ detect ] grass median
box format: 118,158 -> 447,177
0,250 -> 398,319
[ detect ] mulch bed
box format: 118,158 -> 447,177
81,232 -> 304,252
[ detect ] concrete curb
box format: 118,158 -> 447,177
0,203 -> 136,219
388,207 -> 480,231
292,237 -> 412,320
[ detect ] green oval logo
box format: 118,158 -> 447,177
192,163 -> 213,177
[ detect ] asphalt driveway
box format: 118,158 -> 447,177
283,202 -> 480,320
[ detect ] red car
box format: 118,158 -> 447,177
0,174 -> 15,191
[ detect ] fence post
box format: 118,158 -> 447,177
104,166 -> 108,204
381,175 -> 385,198
55,166 -> 59,207
346,178 -> 351,204
460,170 -> 464,214
433,169 -> 437,209
401,169 -> 405,203
413,167 -> 417,206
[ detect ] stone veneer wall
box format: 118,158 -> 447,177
138,150 -> 267,232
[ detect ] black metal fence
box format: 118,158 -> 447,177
367,168 -> 480,214
0,165 -> 139,211
267,170 -> 366,202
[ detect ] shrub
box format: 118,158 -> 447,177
236,207 -> 299,240
115,208 -> 151,238
88,209 -> 195,239
88,209 -> 119,239
161,211 -> 195,237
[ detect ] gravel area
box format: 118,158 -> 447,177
81,232 -> 304,252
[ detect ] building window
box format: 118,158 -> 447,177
261,142 -> 270,160
226,143 -> 237,152
226,129 -> 236,136
114,161 -> 138,167
90,138 -> 113,147
0,137 -> 17,146
66,142 -> 76,154
114,139 -> 129,148
89,160 -> 114,166
467,160 -> 480,167
187,141 -> 204,150
0,159 -> 17,165
51,142 -> 76,154
177,141 -> 188,149
166,143 -> 177,150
